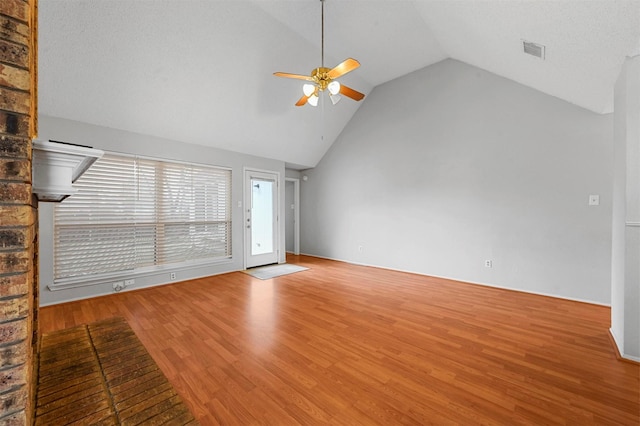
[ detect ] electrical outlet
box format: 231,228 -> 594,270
170,272 -> 176,280
484,260 -> 492,268
124,279 -> 135,286
113,282 -> 125,292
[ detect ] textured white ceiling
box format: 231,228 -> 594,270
38,1 -> 640,168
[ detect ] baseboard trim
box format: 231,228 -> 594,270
299,252 -> 610,307
608,329 -> 640,365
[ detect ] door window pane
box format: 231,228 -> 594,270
251,179 -> 274,255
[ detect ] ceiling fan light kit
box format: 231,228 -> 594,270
273,0 -> 365,107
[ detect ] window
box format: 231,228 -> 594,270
54,153 -> 231,285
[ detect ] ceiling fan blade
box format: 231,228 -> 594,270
274,72 -> 314,82
295,94 -> 309,107
327,58 -> 360,79
339,84 -> 365,101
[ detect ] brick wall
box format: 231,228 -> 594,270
0,0 -> 37,424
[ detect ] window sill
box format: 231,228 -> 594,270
48,257 -> 233,291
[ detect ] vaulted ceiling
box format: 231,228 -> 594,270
38,1 -> 640,169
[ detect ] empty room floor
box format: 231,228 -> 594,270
39,255 -> 639,425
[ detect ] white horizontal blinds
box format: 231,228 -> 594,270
54,155 -> 138,279
153,158 -> 232,265
54,153 -> 232,282
134,159 -> 158,269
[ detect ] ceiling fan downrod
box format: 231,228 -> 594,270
321,0 -> 325,69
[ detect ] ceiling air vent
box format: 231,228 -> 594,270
523,40 -> 545,60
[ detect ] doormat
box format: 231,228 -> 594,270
244,263 -> 309,280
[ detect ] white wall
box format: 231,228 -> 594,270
38,116 -> 286,305
301,59 -> 613,304
611,56 -> 640,361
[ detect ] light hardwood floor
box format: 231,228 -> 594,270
39,255 -> 639,425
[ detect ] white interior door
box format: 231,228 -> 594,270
285,178 -> 300,255
245,170 -> 279,268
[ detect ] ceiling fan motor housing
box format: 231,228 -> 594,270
312,67 -> 332,91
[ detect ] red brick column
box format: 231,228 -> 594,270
0,0 -> 38,424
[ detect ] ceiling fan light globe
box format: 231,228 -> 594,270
328,81 -> 341,95
329,93 -> 341,105
303,83 -> 316,97
308,95 -> 319,107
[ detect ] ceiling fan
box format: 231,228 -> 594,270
273,0 -> 365,107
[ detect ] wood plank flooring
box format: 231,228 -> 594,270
39,255 -> 640,425
36,317 -> 198,425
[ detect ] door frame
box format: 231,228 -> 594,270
243,168 -> 281,269
284,177 -> 300,255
